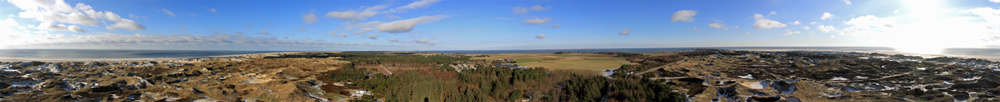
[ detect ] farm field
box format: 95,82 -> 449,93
470,53 -> 634,71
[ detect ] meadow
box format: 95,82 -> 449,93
471,53 -> 635,72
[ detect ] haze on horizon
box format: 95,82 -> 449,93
1,0 -> 1000,54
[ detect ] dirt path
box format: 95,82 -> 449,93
647,76 -> 692,80
636,56 -> 688,75
380,65 -> 393,75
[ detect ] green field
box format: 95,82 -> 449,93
471,53 -> 633,72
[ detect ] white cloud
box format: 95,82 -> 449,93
671,10 -> 697,22
245,24 -> 252,29
707,23 -> 729,30
340,33 -> 348,37
162,9 -> 176,17
209,8 -> 218,13
753,14 -> 787,29
105,19 -> 145,31
549,24 -> 561,28
821,12 -> 835,20
180,26 -> 187,30
16,10 -> 99,26
513,5 -> 551,14
386,15 -> 402,20
355,28 -> 374,34
844,0 -> 852,5
687,28 -> 701,32
894,9 -> 899,14
810,22 -> 818,24
4,33 -> 367,49
708,23 -> 724,29
792,21 -> 801,25
364,5 -> 390,11
753,19 -> 787,29
347,21 -> 383,30
2,18 -> 19,27
535,34 -> 546,39
754,14 -> 765,19
395,0 -> 441,11
259,30 -> 269,35
801,26 -> 810,30
368,34 -> 378,39
620,29 -> 631,35
769,11 -> 777,15
818,25 -> 836,33
993,0 -> 1000,3
376,15 -> 449,33
11,0 -> 145,31
328,31 -> 338,37
303,12 -> 319,24
962,7 -> 1000,25
844,15 -> 897,30
523,18 -> 551,25
836,15 -> 900,37
128,13 -> 147,19
325,9 -> 378,21
734,26 -> 739,29
410,38 -> 437,45
8,0 -> 76,13
35,22 -> 85,33
784,29 -> 801,35
186,13 -> 196,17
388,38 -> 399,42
744,32 -> 750,34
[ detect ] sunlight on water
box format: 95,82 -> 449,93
894,47 -> 945,54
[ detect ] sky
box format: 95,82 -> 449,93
2,0 -> 1000,53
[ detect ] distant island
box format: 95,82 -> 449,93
1,49 -> 998,101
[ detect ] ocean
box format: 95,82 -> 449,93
0,49 -> 285,58
422,47 -> 896,54
1,47 -> 999,60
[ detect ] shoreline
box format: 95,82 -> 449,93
738,48 -> 1000,61
2,49 -> 998,62
0,52 -> 300,62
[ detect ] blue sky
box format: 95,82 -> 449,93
2,0 -> 1000,53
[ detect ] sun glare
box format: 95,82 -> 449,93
874,0 -> 993,54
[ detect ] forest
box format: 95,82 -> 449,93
314,52 -> 686,101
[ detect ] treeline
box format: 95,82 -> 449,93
608,73 -> 686,102
319,52 -> 685,101
345,66 -> 550,102
595,52 -> 646,57
449,67 -> 548,101
344,66 -> 685,102
267,51 -> 476,64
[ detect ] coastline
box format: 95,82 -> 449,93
0,51 -> 300,62
2,49 -> 998,62
0,57 -> 188,62
739,48 -> 1000,61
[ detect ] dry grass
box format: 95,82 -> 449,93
472,53 -> 633,72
